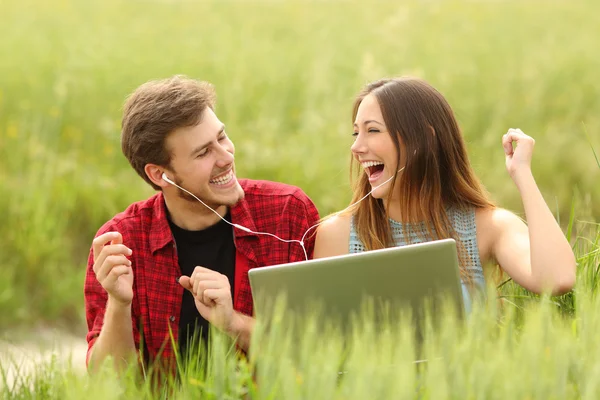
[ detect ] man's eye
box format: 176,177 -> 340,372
198,149 -> 210,158
218,134 -> 227,141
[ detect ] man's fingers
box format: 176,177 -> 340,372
194,278 -> 229,300
181,276 -> 214,308
97,255 -> 132,282
196,280 -> 224,292
187,268 -> 230,308
191,266 -> 213,275
104,265 -> 132,287
194,280 -> 222,300
110,234 -> 123,245
193,277 -> 201,299
93,245 -> 132,274
97,254 -> 132,282
179,276 -> 193,292
202,288 -> 227,306
92,232 -> 122,262
193,272 -> 226,283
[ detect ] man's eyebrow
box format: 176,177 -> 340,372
189,125 -> 226,157
353,119 -> 384,127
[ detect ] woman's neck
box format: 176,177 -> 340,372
384,198 -> 404,223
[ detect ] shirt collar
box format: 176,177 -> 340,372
149,191 -> 260,252
230,193 -> 260,266
150,192 -> 175,254
230,196 -> 259,237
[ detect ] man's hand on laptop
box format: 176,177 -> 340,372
92,232 -> 134,307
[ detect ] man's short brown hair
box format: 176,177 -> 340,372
121,75 -> 216,190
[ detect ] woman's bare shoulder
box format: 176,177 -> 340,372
475,206 -> 525,263
475,207 -> 524,230
313,213 -> 352,258
320,213 -> 352,233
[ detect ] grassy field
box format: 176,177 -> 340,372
1,0 -> 598,328
0,0 -> 599,396
1,235 -> 599,399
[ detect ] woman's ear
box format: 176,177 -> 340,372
428,125 -> 436,137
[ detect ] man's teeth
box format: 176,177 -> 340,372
362,161 -> 384,169
210,170 -> 234,185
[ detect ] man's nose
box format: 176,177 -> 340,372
215,142 -> 235,168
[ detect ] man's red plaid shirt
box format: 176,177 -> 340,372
84,179 -> 320,366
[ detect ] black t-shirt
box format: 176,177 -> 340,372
167,212 -> 236,359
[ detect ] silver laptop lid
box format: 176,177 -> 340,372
249,238 -> 465,329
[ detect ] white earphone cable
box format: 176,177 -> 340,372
162,167 -> 404,261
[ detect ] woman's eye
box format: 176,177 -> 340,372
368,129 -> 380,133
352,132 -> 359,137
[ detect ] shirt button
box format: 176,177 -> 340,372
169,315 -> 175,322
175,277 -> 180,283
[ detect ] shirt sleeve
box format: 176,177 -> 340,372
84,226 -> 141,367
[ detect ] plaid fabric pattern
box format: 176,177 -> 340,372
84,179 -> 320,366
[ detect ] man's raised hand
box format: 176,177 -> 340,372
92,232 -> 134,306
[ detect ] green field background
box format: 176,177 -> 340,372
0,0 -> 598,330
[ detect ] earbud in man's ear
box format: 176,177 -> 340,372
162,173 -> 172,184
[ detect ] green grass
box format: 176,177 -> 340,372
0,0 -> 599,393
1,231 -> 599,399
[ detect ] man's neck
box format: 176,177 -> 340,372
164,194 -> 228,231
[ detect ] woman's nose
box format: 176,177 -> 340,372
351,133 -> 367,155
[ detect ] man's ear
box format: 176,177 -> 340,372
145,164 -> 169,188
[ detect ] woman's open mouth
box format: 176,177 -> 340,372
362,161 -> 385,183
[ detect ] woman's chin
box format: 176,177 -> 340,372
369,186 -> 389,200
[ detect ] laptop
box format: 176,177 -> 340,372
248,238 -> 465,334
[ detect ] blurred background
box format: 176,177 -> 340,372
0,0 -> 598,336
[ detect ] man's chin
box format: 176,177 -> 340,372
228,182 -> 245,205
178,182 -> 245,210
213,182 -> 245,207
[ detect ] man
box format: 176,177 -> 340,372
85,76 -> 320,373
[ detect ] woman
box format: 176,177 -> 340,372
314,77 -> 576,308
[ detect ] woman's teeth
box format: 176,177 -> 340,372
361,161 -> 384,177
361,161 -> 384,169
210,170 -> 234,185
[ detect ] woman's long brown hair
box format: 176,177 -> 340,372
346,77 -> 495,284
